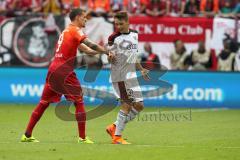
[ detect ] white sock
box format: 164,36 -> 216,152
126,107 -> 139,123
114,110 -> 127,136
114,107 -> 139,125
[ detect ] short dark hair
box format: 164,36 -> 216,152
114,11 -> 129,21
69,8 -> 85,21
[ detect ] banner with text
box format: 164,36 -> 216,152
129,16 -> 213,68
130,16 -> 213,43
0,68 -> 239,109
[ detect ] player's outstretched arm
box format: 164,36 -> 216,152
78,43 -> 99,55
82,38 -> 108,55
82,38 -> 116,62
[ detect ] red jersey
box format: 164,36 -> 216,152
49,23 -> 87,72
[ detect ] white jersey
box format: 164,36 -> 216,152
108,29 -> 143,102
108,29 -> 139,82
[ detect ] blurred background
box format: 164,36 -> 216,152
0,0 -> 240,108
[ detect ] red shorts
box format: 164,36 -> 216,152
41,71 -> 83,103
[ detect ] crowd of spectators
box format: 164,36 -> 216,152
0,0 -> 240,18
138,36 -> 239,72
1,0 -> 240,71
77,37 -> 239,72
169,35 -> 239,71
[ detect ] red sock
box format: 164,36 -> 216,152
74,101 -> 86,139
25,101 -> 49,137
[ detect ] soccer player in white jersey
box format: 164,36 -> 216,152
106,11 -> 150,144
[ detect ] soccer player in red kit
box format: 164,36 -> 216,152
21,8 -> 114,143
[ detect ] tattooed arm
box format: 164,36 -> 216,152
78,43 -> 99,55
82,38 -> 109,56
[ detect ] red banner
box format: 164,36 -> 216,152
130,16 -> 213,43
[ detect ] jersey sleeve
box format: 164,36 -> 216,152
108,32 -> 120,46
75,28 -> 87,44
108,35 -> 114,46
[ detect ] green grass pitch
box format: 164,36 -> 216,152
0,104 -> 240,160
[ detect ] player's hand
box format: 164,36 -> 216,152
108,52 -> 116,64
141,68 -> 150,81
